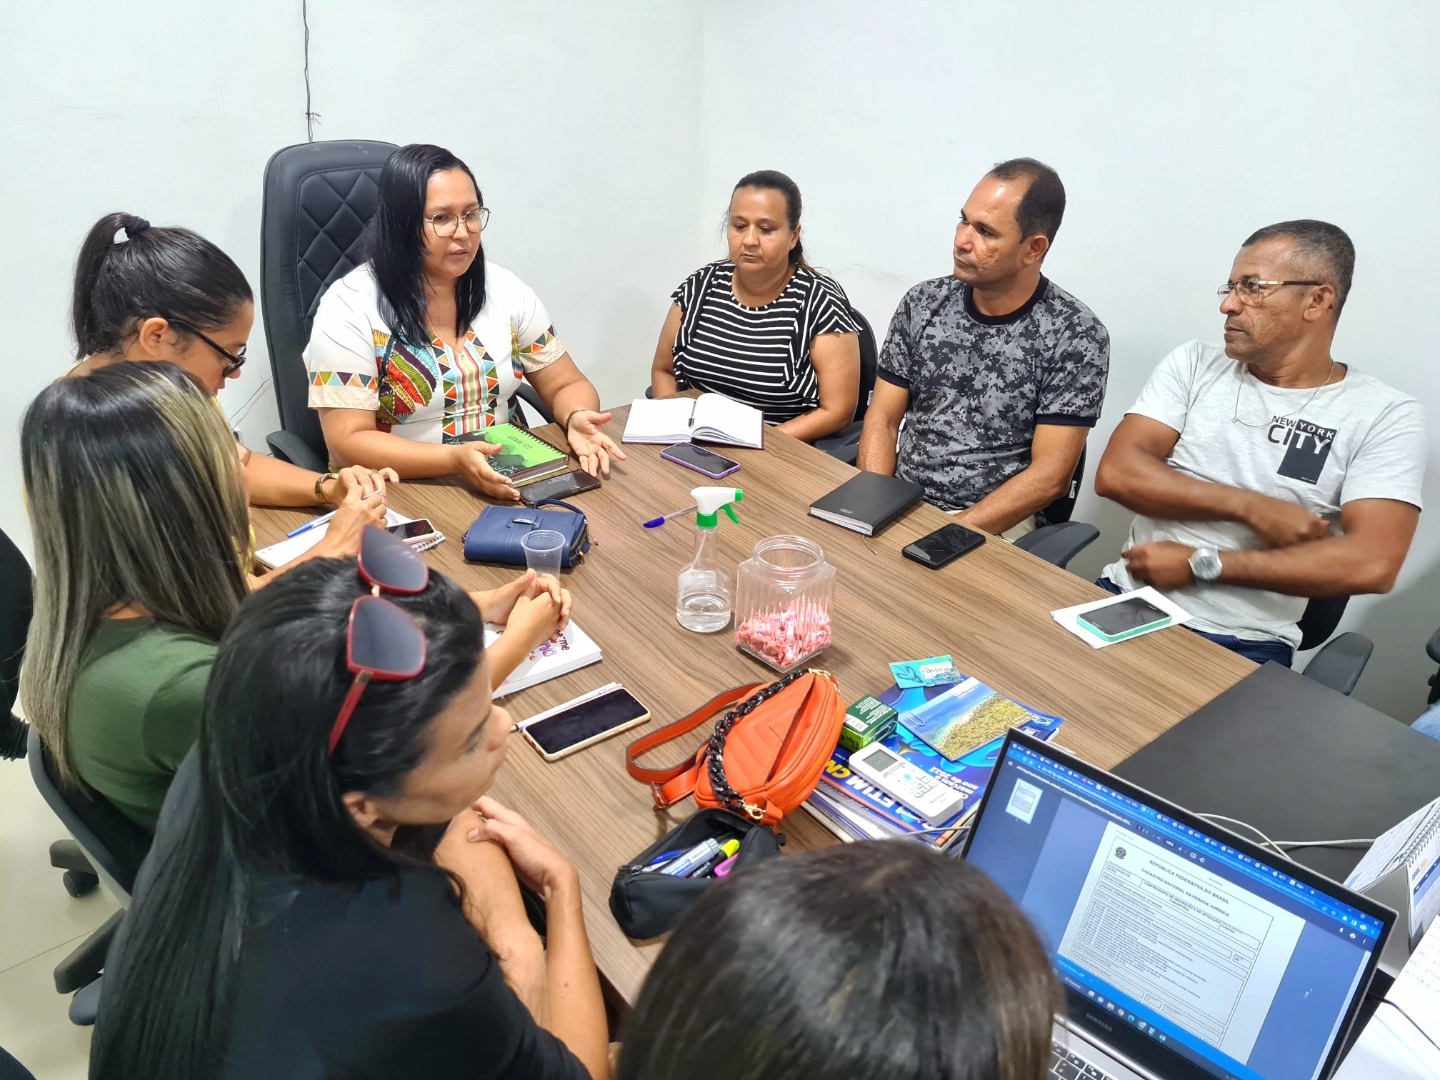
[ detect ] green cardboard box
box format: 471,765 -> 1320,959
839,695 -> 900,752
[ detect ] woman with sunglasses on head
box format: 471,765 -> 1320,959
69,211 -> 397,526
306,143 -> 625,500
91,538 -> 608,1080
21,364 -> 568,832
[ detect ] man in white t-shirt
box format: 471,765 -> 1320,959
1095,220 -> 1425,666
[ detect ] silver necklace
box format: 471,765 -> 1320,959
1231,360 -> 1335,427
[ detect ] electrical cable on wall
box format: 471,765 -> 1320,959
302,0 -> 319,140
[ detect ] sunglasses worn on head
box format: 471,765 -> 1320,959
329,526 -> 432,755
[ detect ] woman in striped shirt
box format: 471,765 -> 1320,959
650,171 -> 861,443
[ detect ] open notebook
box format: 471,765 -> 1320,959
622,393 -> 763,449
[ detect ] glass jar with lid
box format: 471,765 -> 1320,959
734,535 -> 835,672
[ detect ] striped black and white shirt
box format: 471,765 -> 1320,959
670,261 -> 860,423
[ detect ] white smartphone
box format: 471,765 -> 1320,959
519,684 -> 651,762
386,518 -> 439,547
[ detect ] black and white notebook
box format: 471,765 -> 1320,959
622,393 -> 763,449
808,472 -> 924,536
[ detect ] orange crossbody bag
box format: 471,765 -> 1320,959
624,669 -> 845,828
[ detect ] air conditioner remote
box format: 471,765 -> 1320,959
848,743 -> 966,826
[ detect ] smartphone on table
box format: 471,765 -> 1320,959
1076,597 -> 1172,642
519,684 -> 651,762
386,518 -> 440,546
902,523 -> 985,569
660,442 -> 741,480
519,470 -> 602,505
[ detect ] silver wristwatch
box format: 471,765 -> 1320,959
1189,546 -> 1222,583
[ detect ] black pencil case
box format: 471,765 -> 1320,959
609,808 -> 783,940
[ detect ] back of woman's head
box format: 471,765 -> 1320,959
366,143 -> 487,346
91,557 -> 484,1080
72,212 -> 252,358
732,169 -> 814,274
617,842 -> 1059,1080
19,361 -> 249,785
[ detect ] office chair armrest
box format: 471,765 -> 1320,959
1427,627 -> 1440,666
265,430 -> 329,474
815,421 -> 863,466
1301,632 -> 1374,697
69,976 -> 103,1027
514,383 -> 557,426
1012,521 -> 1101,570
54,909 -> 123,995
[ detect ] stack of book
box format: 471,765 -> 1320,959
802,677 -> 1065,852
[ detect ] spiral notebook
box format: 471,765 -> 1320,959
1346,795 -> 1440,937
459,423 -> 570,485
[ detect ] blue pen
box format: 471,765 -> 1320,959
640,849 -> 685,872
286,490 -> 383,537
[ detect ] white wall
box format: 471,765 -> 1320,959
0,0 -> 701,551
4,0 -> 1438,718
697,0 -> 1440,720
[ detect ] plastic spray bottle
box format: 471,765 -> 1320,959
676,486 -> 743,633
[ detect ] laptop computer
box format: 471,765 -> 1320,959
962,730 -> 1395,1080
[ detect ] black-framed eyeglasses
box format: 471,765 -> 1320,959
424,206 -> 490,238
1217,278 -> 1325,305
168,317 -> 247,376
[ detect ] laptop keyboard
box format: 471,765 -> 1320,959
1050,1043 -> 1118,1080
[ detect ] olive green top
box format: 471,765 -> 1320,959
67,618 -> 217,830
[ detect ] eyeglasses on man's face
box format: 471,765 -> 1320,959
1216,277 -> 1324,305
169,318 -> 247,376
425,206 -> 490,238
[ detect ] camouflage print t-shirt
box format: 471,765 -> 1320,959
877,276 -> 1110,512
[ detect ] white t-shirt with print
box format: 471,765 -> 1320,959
305,262 -> 566,444
1103,340 -> 1425,648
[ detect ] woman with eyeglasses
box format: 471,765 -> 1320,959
90,542 -> 608,1080
306,143 -> 625,500
21,363 -> 570,832
69,211 -> 397,544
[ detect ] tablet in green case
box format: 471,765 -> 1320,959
1075,596 -> 1172,643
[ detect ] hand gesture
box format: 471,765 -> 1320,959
473,569 -> 572,631
325,465 -> 399,505
1122,540 -> 1198,590
467,796 -> 579,898
317,480 -> 388,558
449,442 -> 521,502
503,590 -> 566,654
564,410 -> 627,478
1241,494 -> 1330,548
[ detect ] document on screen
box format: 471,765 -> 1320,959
1058,823 -> 1304,1063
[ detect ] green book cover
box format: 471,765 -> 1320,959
461,423 -> 570,484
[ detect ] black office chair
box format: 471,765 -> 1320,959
1013,522 -> 1100,570
260,140 -> 398,471
27,728 -> 152,1024
260,140 -> 555,472
1296,596 -> 1372,696
814,306 -> 879,465
0,1046 -> 37,1080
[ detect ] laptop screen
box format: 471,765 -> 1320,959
963,732 -> 1392,1080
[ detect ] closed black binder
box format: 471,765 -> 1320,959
808,472 -> 924,536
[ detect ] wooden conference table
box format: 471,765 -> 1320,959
250,405 -> 1253,1005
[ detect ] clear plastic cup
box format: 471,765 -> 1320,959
521,529 -> 566,578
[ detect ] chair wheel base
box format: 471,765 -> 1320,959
63,870 -> 99,898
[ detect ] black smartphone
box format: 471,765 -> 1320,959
519,470 -> 602,505
1076,597 -> 1171,641
902,523 -> 986,569
520,686 -> 651,761
660,442 -> 742,479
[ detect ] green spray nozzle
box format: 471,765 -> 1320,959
692,486 -> 744,529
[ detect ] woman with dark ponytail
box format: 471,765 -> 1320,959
651,170 -> 862,442
90,548 -> 608,1080
69,211 -> 398,535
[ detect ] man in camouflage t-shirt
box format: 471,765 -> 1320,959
858,159 -> 1109,536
